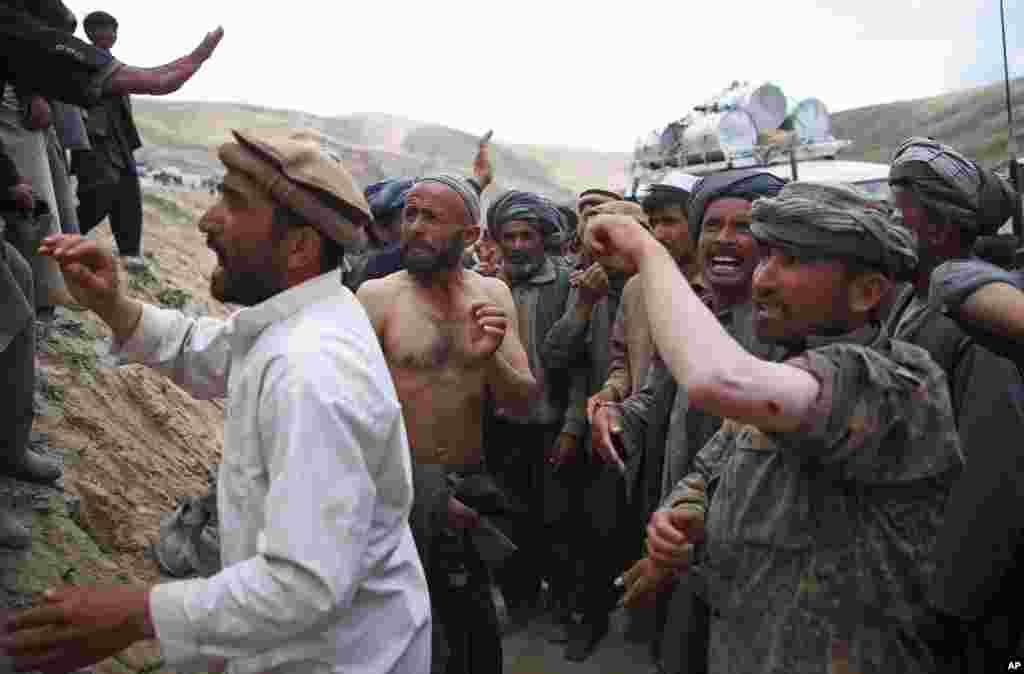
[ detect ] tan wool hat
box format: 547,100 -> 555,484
217,128 -> 373,247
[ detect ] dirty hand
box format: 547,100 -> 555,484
37,235 -> 122,316
467,299 -> 507,361
473,130 -> 494,191
584,213 -> 659,275
620,557 -> 675,608
25,97 -> 52,130
547,432 -> 578,468
0,584 -> 153,674
646,501 -> 705,569
590,404 -> 626,474
572,262 -> 608,306
8,180 -> 34,212
447,496 -> 481,530
586,388 -> 617,424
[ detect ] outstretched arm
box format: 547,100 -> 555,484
585,214 -> 819,433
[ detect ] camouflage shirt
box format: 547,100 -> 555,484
667,325 -> 963,674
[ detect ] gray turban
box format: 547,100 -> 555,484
889,137 -> 1018,237
415,173 -> 482,225
486,190 -> 564,247
751,181 -> 918,279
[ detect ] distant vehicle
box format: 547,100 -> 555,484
761,159 -> 892,202
627,80 -> 893,203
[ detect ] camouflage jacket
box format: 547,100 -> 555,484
666,325 -> 963,674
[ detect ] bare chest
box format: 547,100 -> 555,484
382,292 -> 482,371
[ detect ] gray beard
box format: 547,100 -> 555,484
503,258 -> 544,281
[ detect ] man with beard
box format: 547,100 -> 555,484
484,190 -> 574,626
591,170 -> 784,673
2,128 -> 430,674
886,137 -> 1024,672
354,135 -> 494,289
540,199 -> 648,661
357,174 -> 535,673
606,181 -> 961,673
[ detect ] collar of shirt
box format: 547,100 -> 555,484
228,270 -> 346,346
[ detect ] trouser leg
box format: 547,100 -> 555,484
0,243 -> 60,487
488,419 -> 549,613
45,128 -> 79,235
76,184 -> 113,236
109,171 -> 142,257
662,576 -> 709,674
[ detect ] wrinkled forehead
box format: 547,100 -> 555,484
702,197 -> 753,225
407,182 -> 470,222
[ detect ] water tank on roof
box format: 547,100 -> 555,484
717,82 -> 788,133
681,109 -> 758,164
781,98 -> 832,142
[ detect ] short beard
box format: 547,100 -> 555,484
212,266 -> 284,306
402,234 -> 465,281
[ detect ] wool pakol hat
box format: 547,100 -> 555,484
218,128 -> 372,247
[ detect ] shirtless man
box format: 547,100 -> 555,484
357,174 -> 536,671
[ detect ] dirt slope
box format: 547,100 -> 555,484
1,189 -> 228,674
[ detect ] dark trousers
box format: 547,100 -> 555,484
0,242 -> 35,465
661,576 -> 710,674
568,457 -> 637,618
78,170 -> 142,256
431,528 -> 502,674
485,418 -> 561,610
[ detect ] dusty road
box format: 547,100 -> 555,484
504,608 -> 653,674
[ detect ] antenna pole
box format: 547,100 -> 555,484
1000,0 -> 1023,237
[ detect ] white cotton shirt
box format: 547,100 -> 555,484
113,271 -> 431,674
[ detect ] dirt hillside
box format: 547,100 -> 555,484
1,189 -> 228,674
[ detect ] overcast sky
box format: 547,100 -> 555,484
76,0 -> 1022,152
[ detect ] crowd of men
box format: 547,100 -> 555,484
4,3 -> 1024,674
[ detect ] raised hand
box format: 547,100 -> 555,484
473,130 -> 494,191
466,299 -> 507,362
572,262 -> 608,306
37,235 -> 122,316
584,213 -> 659,275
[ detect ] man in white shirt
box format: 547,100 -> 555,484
1,127 -> 431,674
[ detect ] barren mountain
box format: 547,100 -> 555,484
831,77 -> 1024,167
131,100 -> 631,202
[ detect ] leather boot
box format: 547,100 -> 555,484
0,448 -> 61,485
0,507 -> 30,549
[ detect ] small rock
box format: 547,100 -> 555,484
64,494 -> 81,521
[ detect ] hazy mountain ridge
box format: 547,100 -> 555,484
131,100 -> 629,202
132,77 -> 1024,204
